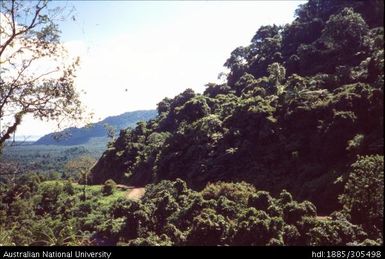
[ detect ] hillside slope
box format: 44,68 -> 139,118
34,110 -> 157,146
89,0 -> 384,214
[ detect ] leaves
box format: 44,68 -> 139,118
0,0 -> 85,148
339,155 -> 384,238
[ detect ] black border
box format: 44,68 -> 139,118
0,246 -> 384,259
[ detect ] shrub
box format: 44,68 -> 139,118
339,155 -> 384,238
102,179 -> 117,196
248,191 -> 273,211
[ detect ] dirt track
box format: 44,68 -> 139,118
126,187 -> 146,200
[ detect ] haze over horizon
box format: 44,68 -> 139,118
15,1 -> 304,140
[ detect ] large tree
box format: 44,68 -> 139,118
0,0 -> 84,148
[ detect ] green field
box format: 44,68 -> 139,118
1,137 -> 108,175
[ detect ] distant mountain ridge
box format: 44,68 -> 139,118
34,110 -> 157,146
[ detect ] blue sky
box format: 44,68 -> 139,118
16,0 -> 305,139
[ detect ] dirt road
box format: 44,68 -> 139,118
126,187 -> 146,200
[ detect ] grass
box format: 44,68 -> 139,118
39,180 -> 65,188
40,180 -> 128,206
98,190 -> 127,206
72,182 -> 127,205
73,183 -> 101,192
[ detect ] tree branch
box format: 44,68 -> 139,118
0,0 -> 47,57
0,111 -> 24,146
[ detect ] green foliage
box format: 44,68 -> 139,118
248,191 -> 273,211
187,208 -> 230,245
1,176 -> 381,246
101,180 -> 375,246
0,175 -> 127,246
2,0 -> 383,247
128,233 -> 173,246
0,0 -> 84,148
322,8 -> 369,52
201,182 -> 256,204
64,181 -> 75,195
102,179 -> 117,196
88,0 -> 383,219
339,155 -> 384,238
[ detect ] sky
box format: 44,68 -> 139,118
15,0 -> 304,140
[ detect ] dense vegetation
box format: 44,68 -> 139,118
0,144 -> 100,175
90,0 -> 384,215
0,175 -> 127,245
0,0 -> 383,246
0,110 -> 156,175
1,171 -> 382,245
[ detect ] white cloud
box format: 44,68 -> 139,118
15,1 -> 303,139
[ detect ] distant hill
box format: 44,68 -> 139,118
34,110 -> 157,146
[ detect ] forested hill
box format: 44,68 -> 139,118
89,0 -> 384,214
34,110 -> 157,146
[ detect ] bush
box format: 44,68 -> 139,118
282,225 -> 301,245
339,155 -> 384,237
278,189 -> 293,205
186,208 -> 231,245
308,219 -> 367,246
283,202 -> 308,225
201,181 -> 256,204
63,181 -> 75,195
248,191 -> 273,211
102,179 -> 117,196
128,233 -> 173,246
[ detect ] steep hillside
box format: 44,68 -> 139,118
89,0 -> 384,214
34,110 -> 157,146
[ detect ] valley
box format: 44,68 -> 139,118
0,0 -> 383,247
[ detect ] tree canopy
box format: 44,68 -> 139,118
90,0 -> 383,216
0,0 -> 383,247
0,0 -> 84,148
